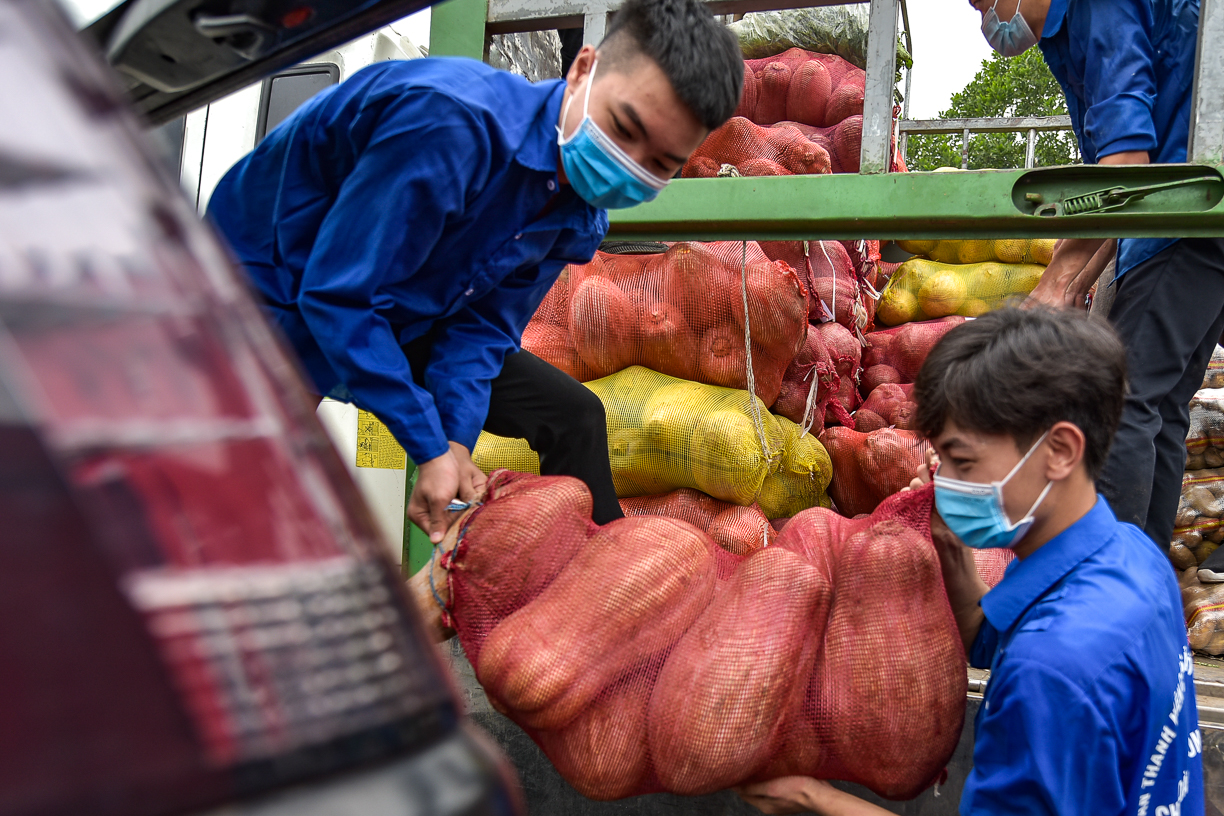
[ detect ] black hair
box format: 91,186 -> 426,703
598,0 -> 744,131
913,308 -> 1127,479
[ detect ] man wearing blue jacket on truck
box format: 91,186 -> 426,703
207,0 -> 743,543
968,0 -> 1222,576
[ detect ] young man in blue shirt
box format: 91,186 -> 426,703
206,0 -> 743,543
960,0 -> 1220,573
736,309 -> 1203,815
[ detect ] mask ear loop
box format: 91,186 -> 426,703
995,429 -> 1053,528
558,59 -> 598,146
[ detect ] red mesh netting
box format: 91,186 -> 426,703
860,317 -> 966,398
444,471 -> 965,801
774,329 -> 839,427
973,548 -> 1015,589
818,322 -> 862,423
683,117 -> 832,178
820,426 -> 930,517
855,383 -> 917,433
522,242 -> 809,407
620,488 -> 775,557
737,48 -> 865,129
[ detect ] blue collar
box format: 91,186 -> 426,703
981,496 -> 1115,634
1041,0 -> 1069,38
515,79 -> 566,175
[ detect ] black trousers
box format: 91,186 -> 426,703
1098,238 -> 1224,547
403,338 -> 623,525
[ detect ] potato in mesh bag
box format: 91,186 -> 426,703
1170,467 -> 1224,570
1181,566 -> 1224,654
1187,388 -> 1224,470
1204,345 -> 1224,389
876,258 -> 1043,326
895,238 -> 1054,266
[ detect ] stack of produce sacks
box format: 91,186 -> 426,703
877,239 -> 1052,326
620,489 -> 775,556
1170,346 -> 1224,573
438,470 -> 966,801
473,366 -> 833,520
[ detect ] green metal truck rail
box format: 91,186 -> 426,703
607,164 -> 1224,241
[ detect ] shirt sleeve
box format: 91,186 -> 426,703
969,617 -> 1000,670
296,91 -> 492,465
423,264 -> 559,452
960,658 -> 1126,816
1075,0 -> 1159,159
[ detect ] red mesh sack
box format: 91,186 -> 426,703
974,548 -> 1016,589
523,242 -> 809,407
443,473 -> 965,800
620,488 -> 775,556
683,117 -> 832,178
820,426 -> 930,517
815,322 -> 862,424
737,48 -> 865,128
772,117 -> 866,174
860,316 -> 966,398
774,329 -> 842,428
854,383 -> 917,433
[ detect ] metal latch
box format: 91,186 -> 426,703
1029,176 -> 1221,217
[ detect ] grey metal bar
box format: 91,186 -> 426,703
581,8 -> 607,45
1189,0 -> 1224,164
1025,128 -> 1037,169
485,0 -> 865,33
899,115 -> 1072,135
860,0 -> 898,174
961,127 -> 970,170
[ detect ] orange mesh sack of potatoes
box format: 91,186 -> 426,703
736,48 -> 865,129
471,366 -> 833,516
1170,468 -> 1224,570
896,238 -> 1055,266
1186,389 -> 1224,470
620,488 -> 775,556
440,472 -> 965,800
1180,566 -> 1224,654
854,383 -> 917,433
521,242 -> 809,408
876,258 -> 1044,326
820,426 -> 931,517
683,116 -> 833,178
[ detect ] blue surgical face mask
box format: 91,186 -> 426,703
933,431 -> 1052,550
557,60 -> 669,209
981,0 -> 1039,57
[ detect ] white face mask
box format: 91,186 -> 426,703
981,0 -> 1039,57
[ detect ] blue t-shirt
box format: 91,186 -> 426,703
962,498 -> 1203,815
1038,0 -> 1200,278
207,58 -> 608,464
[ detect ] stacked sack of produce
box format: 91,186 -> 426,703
436,471 -> 966,801
620,489 -> 775,556
473,366 -> 833,520
1170,347 -> 1224,573
876,239 -> 1052,325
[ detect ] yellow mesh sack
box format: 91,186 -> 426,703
876,258 -> 1044,326
471,366 -> 831,512
896,238 -> 1054,266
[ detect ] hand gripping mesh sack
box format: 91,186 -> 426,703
820,426 -> 930,517
682,116 -> 833,178
896,238 -> 1055,266
876,258 -> 1044,326
620,488 -> 776,555
441,472 -> 965,799
1187,388 -> 1224,470
1170,468 -> 1224,570
854,383 -> 916,433
522,242 -> 809,407
471,366 -> 833,514
860,317 -> 965,397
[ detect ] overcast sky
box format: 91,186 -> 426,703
58,1 -> 988,120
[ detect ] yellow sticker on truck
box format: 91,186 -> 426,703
356,410 -> 406,469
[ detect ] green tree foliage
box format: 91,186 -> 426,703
906,49 -> 1079,171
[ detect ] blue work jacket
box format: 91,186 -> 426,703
1038,0 -> 1199,278
207,59 -> 608,464
962,498 -> 1203,815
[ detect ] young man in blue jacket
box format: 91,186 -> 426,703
207,0 -> 743,542
966,0 -> 1220,572
736,309 -> 1203,815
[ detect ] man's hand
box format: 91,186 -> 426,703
1025,238 -> 1113,311
449,441 -> 487,502
912,450 -> 988,652
408,449 -> 461,544
735,777 -> 893,816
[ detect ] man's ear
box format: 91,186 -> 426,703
1044,421 -> 1086,482
565,44 -> 597,88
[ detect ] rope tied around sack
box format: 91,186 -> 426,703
740,240 -> 778,463
429,502 -> 483,630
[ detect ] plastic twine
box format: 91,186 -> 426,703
740,240 -> 776,462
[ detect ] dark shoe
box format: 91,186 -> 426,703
1198,546 -> 1224,582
